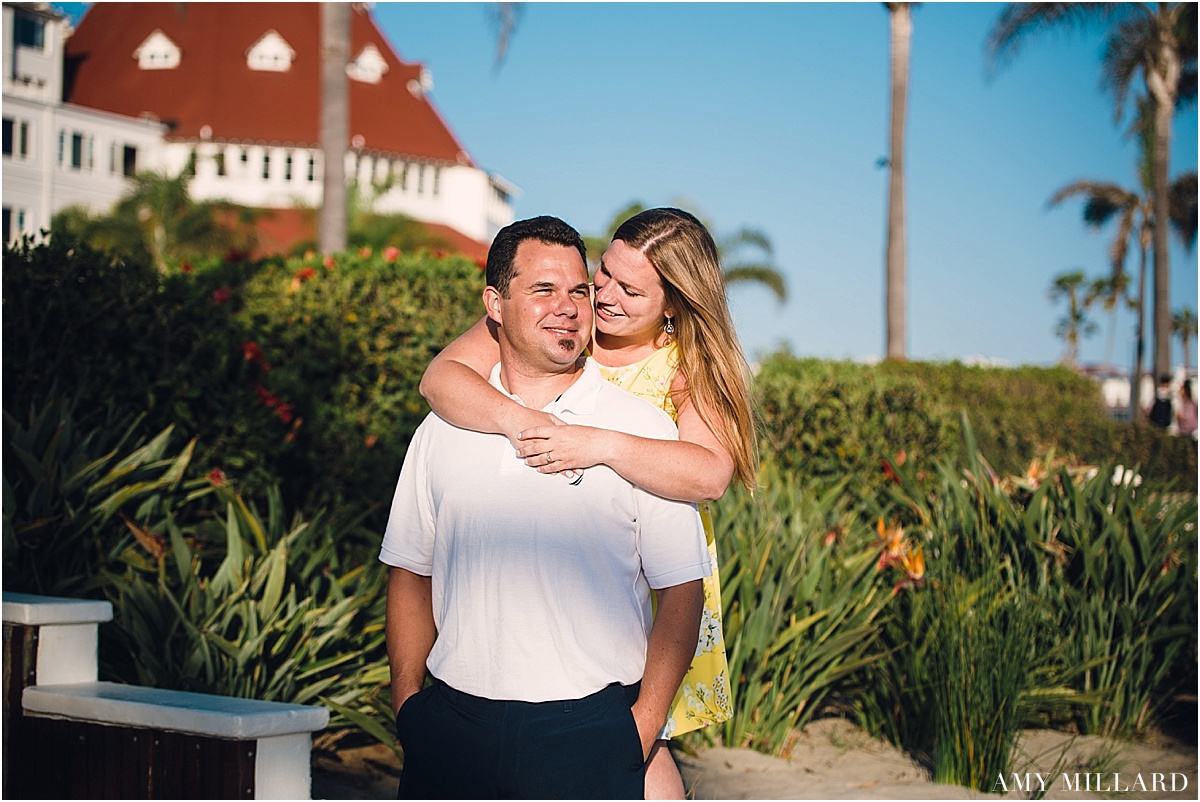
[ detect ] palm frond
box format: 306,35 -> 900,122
724,265 -> 787,302
987,2 -> 1118,74
721,227 -> 775,258
1101,16 -> 1157,120
1169,171 -> 1198,250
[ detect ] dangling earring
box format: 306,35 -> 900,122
664,316 -> 675,340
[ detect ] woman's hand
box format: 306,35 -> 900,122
516,422 -> 614,475
499,407 -> 562,450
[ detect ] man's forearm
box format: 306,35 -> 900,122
632,579 -> 704,757
386,567 -> 436,714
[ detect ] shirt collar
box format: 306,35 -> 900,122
487,359 -> 603,416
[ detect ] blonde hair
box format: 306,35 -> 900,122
612,208 -> 758,490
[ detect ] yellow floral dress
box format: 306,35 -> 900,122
595,344 -> 733,738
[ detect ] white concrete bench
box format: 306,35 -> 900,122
3,592 -> 330,800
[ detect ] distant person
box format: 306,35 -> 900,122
1176,382 -> 1197,438
381,216 -> 708,799
421,207 -> 757,798
1148,375 -> 1174,429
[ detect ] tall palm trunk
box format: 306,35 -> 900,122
1132,242 -> 1148,420
320,3 -> 350,254
1147,26 -> 1182,379
885,3 -> 911,361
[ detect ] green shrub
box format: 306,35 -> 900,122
3,238 -> 485,530
852,422 -> 1196,779
755,353 -> 1196,493
691,461 -> 891,755
754,356 -> 955,503
3,395 -> 195,596
2,393 -> 389,726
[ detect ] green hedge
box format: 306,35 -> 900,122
3,239 -> 484,530
755,354 -> 1196,495
5,239 -> 1192,529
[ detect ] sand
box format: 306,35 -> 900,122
311,717 -> 1198,800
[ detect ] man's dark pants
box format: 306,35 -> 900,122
395,678 -> 645,799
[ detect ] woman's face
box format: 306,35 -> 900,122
593,239 -> 673,342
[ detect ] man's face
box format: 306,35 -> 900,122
485,239 -> 593,373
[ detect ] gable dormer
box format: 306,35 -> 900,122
133,30 -> 181,70
346,44 -> 388,84
246,30 -> 294,72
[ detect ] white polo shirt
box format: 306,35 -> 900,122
379,359 -> 709,702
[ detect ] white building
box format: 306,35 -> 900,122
3,2 -> 166,243
3,2 -> 514,255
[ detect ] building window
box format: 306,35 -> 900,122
215,150 -> 226,177
262,152 -> 271,180
2,207 -> 11,244
2,118 -> 13,156
391,160 -> 407,190
70,133 -> 83,169
123,145 -> 137,177
347,44 -> 388,84
15,14 -> 45,50
1,118 -> 27,158
307,155 -> 316,182
246,31 -> 295,72
416,165 -> 425,195
134,30 -> 182,70
432,167 -> 441,197
284,153 -> 293,181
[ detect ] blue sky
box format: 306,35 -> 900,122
59,2 -> 1198,370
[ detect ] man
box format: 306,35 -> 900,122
380,216 -> 708,799
1148,374 -> 1174,429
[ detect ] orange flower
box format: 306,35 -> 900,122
875,518 -> 907,571
384,246 -> 401,262
359,246 -> 373,258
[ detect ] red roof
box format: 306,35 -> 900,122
64,3 -> 473,166
245,207 -> 489,262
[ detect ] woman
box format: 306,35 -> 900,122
419,208 -> 757,799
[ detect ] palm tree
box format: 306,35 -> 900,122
989,2 -> 1198,380
319,2 -> 350,254
1174,307 -> 1198,371
51,170 -> 254,271
589,202 -> 787,302
1086,274 -> 1133,369
1048,98 -> 1196,417
1049,270 -> 1098,367
884,2 -> 914,361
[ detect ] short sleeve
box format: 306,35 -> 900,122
378,418 -> 437,575
635,490 -> 709,589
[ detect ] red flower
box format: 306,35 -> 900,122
881,450 -> 907,484
383,246 -> 401,262
241,340 -> 270,370
255,384 -> 279,408
274,401 -> 295,424
365,433 -> 378,447
474,257 -> 487,271
207,468 -> 226,486
323,255 -> 336,270
295,266 -> 317,282
181,262 -> 194,274
213,287 -> 233,305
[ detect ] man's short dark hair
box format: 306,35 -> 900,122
486,216 -> 587,296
